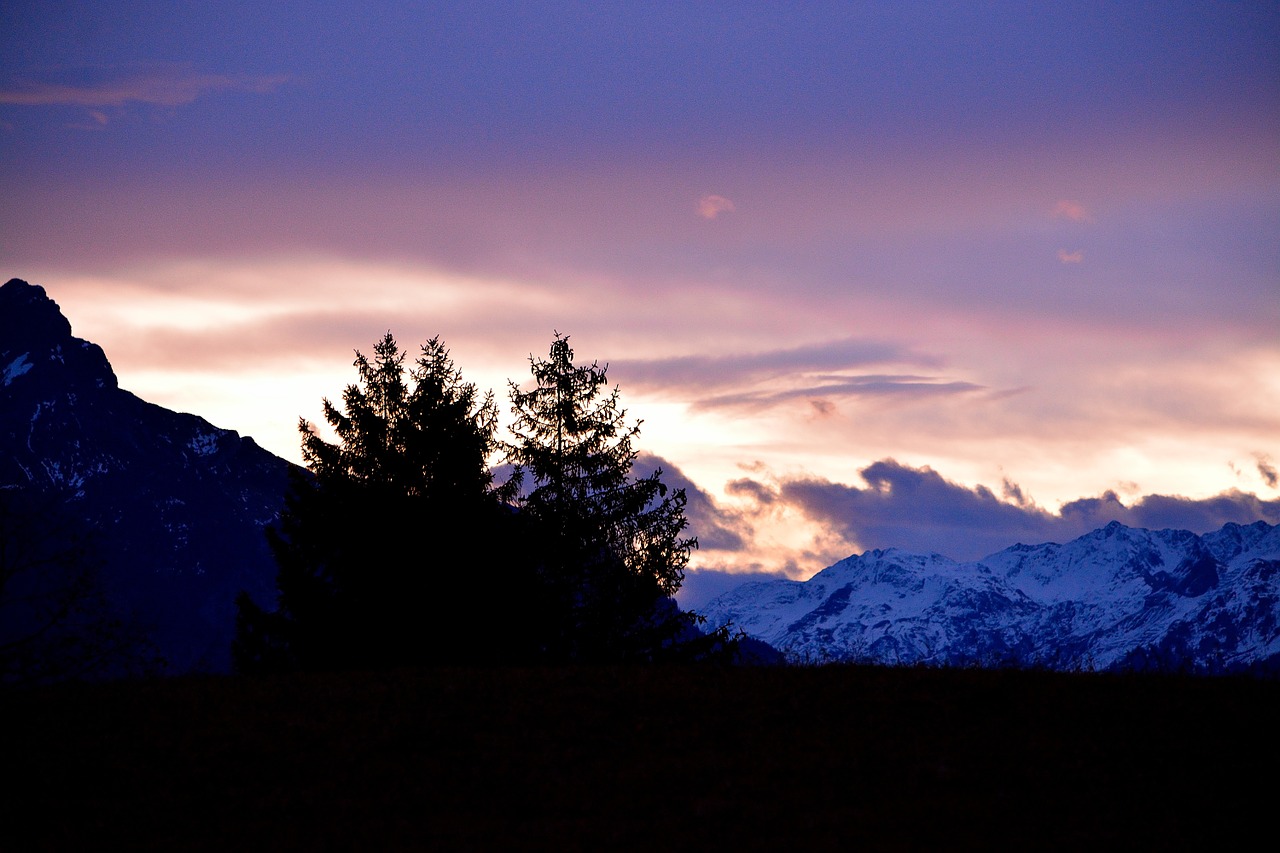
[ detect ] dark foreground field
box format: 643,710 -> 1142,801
6,664 -> 1276,850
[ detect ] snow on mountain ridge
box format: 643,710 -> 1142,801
699,521 -> 1280,673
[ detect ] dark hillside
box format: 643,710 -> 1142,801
1,279 -> 294,676
6,665 -> 1275,850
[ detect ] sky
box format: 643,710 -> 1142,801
3,2 -> 1278,607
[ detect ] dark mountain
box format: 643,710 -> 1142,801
1,278 -> 294,679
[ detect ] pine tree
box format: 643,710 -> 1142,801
506,334 -> 730,662
234,333 -> 531,672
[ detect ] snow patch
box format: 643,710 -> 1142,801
188,431 -> 222,457
27,403 -> 43,452
4,353 -> 34,386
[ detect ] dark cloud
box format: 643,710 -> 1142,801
771,461 -> 1059,560
1256,453 -> 1278,489
501,453 -> 1280,603
725,478 -> 777,506
674,568 -> 788,611
809,399 -> 836,418
736,459 -> 1280,562
1001,477 -> 1031,507
1060,490 -> 1280,536
633,453 -> 752,553
488,453 -> 751,555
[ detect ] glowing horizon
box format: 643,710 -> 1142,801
3,3 -> 1277,582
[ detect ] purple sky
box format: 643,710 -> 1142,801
3,3 -> 1277,600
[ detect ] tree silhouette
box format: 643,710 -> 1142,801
506,333 -> 733,662
234,334 -> 533,672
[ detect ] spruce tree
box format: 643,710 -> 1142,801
234,333 -> 530,672
506,334 -> 728,662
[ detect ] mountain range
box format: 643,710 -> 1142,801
698,519 -> 1280,673
4,276 -> 1278,678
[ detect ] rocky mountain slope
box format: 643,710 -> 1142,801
1,278 -> 294,678
698,519 -> 1280,673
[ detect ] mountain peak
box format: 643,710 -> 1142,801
1,277 -> 117,391
2,278 -> 70,343
2,277 -> 296,677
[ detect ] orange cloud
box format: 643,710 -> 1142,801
1057,249 -> 1084,264
0,68 -> 291,108
1052,200 -> 1093,223
697,194 -> 735,219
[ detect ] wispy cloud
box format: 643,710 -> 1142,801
612,338 -> 985,414
697,194 -> 735,219
1057,248 -> 1084,264
693,376 -> 985,412
616,338 -> 942,392
0,66 -> 290,109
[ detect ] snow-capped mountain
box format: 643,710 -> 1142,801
1,278 -> 294,677
699,520 -> 1280,673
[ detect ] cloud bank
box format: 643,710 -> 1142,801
724,459 -> 1280,563
632,453 -> 751,554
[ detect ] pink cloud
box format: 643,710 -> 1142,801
1052,199 -> 1093,223
697,194 -> 735,219
1057,249 -> 1084,264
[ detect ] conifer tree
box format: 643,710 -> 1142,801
234,333 -> 530,672
506,334 -> 728,662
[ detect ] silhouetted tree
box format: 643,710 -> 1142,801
234,334 -> 535,672
506,333 -> 734,662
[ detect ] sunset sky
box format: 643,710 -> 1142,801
3,3 -> 1277,604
